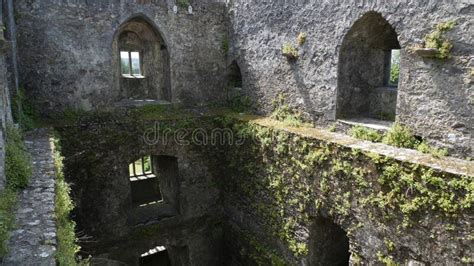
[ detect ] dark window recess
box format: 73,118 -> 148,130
228,61 -> 243,88
139,246 -> 171,266
129,156 -> 163,206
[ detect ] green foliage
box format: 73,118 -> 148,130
384,238 -> 395,252
389,50 -> 400,85
244,232 -> 287,266
12,88 -> 37,131
271,94 -> 303,127
217,114 -> 472,264
229,94 -> 252,113
377,251 -> 397,266
382,123 -> 419,149
417,142 -> 448,158
297,32 -> 307,46
0,189 -> 17,257
49,107 -> 88,125
0,125 -> 31,257
176,0 -> 189,8
53,137 -> 81,265
129,104 -> 193,121
5,125 -> 32,190
349,126 -> 382,142
347,123 -> 448,156
462,257 -> 474,264
281,43 -> 299,60
424,21 -> 456,59
221,37 -> 229,54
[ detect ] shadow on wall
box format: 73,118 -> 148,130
114,16 -> 171,102
337,11 -> 400,122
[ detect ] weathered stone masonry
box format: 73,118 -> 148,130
55,117 -> 223,265
0,0 -> 18,190
15,0 -> 228,112
0,0 -> 472,264
228,0 -> 473,157
4,129 -> 56,265
218,115 -> 473,265
49,111 -> 473,265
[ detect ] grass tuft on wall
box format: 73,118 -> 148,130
53,136 -> 82,265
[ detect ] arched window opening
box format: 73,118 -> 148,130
309,216 -> 350,266
228,61 -> 243,88
115,18 -> 171,102
139,246 -> 171,266
337,12 -> 400,122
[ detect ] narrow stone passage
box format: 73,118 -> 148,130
4,129 -> 56,265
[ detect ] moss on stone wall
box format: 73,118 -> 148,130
0,189 -> 17,257
50,110 -> 472,264
215,115 -> 473,263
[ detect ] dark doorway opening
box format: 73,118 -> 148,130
228,61 -> 243,88
309,216 -> 350,266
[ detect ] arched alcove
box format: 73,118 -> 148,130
115,17 -> 171,102
336,12 -> 400,122
228,61 -> 243,88
309,216 -> 350,266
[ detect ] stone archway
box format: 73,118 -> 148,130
336,12 -> 400,122
309,216 -> 350,266
114,17 -> 171,102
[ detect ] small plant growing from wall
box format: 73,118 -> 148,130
382,123 -> 420,149
176,0 -> 189,8
282,43 -> 299,60
414,20 -> 456,59
221,37 -> 230,55
0,125 -> 32,256
5,125 -> 32,190
349,126 -> 382,142
297,32 -> 307,46
271,94 -> 303,127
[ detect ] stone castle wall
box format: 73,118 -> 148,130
56,117 -> 223,265
228,0 -> 473,156
0,0 -> 18,191
14,0 -> 228,112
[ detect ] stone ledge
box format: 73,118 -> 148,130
233,114 -> 473,177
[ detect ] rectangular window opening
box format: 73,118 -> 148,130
129,156 -> 163,206
131,51 -> 142,76
387,49 -> 400,87
121,51 -> 143,78
129,156 -> 156,180
139,246 -> 171,266
120,51 -> 131,76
